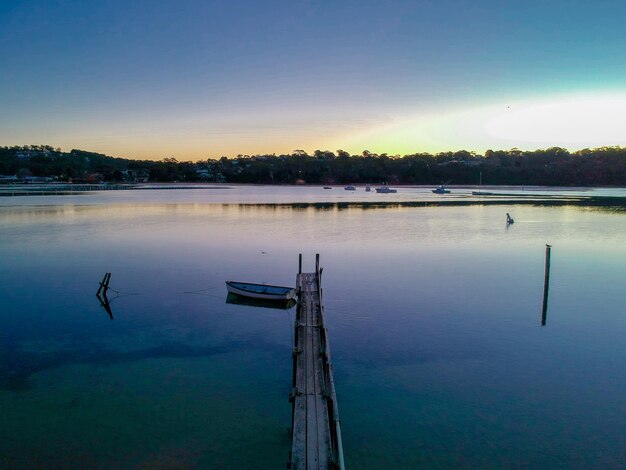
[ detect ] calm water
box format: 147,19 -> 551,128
1,186 -> 625,469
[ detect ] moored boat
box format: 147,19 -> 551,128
225,281 -> 296,300
375,186 -> 397,193
471,172 -> 493,195
432,185 -> 451,194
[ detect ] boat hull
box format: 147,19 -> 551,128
225,281 -> 296,300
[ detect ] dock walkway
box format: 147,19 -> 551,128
289,255 -> 344,470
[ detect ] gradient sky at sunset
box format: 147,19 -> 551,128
2,0 -> 626,160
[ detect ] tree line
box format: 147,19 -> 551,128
1,145 -> 625,186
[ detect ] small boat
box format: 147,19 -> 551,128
375,186 -> 397,193
225,281 -> 296,300
471,171 -> 493,195
432,185 -> 451,194
344,185 -> 356,190
323,186 -> 332,189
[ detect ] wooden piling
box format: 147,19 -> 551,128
96,272 -> 111,296
104,272 -> 111,294
541,245 -> 551,326
96,272 -> 114,320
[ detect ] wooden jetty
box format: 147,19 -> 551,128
289,254 -> 345,470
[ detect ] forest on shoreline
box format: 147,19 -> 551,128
1,145 -> 625,186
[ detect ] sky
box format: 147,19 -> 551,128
1,0 -> 626,160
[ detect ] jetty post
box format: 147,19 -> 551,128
541,245 -> 551,326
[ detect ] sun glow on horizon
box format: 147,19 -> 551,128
338,92 -> 626,155
482,95 -> 626,146
4,93 -> 626,161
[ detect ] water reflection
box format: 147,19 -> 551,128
226,292 -> 296,310
96,292 -> 114,320
1,197 -> 626,469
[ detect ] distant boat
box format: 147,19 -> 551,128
432,185 -> 451,194
225,281 -> 296,301
344,185 -> 356,191
323,186 -> 332,189
365,185 -> 371,192
471,171 -> 494,196
375,186 -> 397,193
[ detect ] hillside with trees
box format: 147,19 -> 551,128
1,145 -> 625,186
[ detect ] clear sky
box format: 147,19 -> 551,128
2,0 -> 626,160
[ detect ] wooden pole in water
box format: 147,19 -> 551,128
541,245 -> 551,326
298,253 -> 302,274
315,253 -> 320,276
97,273 -> 111,296
105,273 -> 111,291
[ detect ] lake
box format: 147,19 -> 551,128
1,185 -> 625,469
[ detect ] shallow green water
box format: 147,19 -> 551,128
1,188 -> 625,468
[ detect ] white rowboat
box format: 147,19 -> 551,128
225,281 -> 296,300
